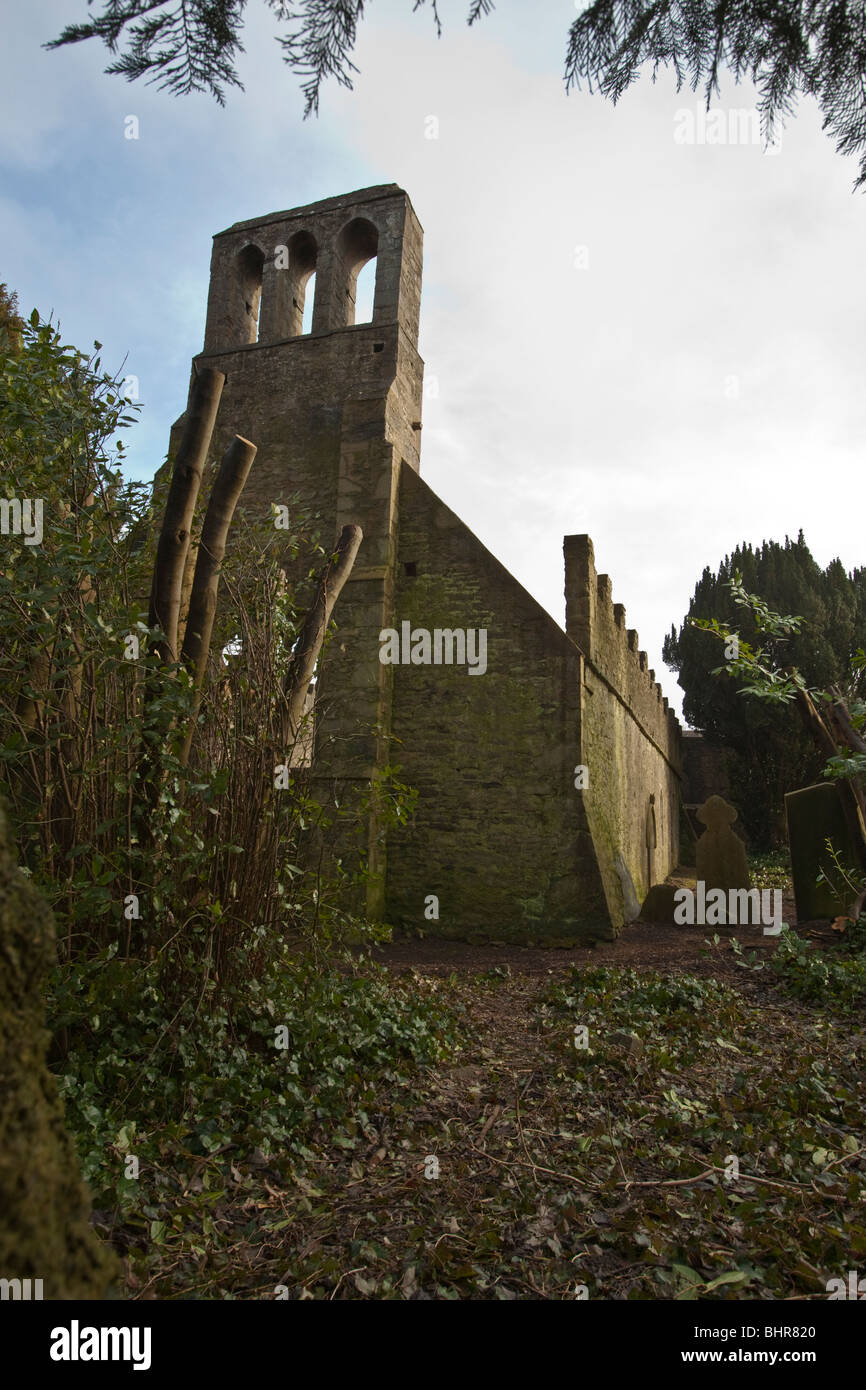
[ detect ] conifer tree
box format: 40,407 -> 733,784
664,534 -> 866,846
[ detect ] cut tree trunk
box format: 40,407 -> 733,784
148,367 -> 225,665
179,434 -> 257,767
251,523 -> 364,862
139,368 -> 224,826
279,523 -> 364,749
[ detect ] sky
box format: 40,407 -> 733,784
2,1 -> 864,724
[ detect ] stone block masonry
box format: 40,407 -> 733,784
387,465 -> 610,942
564,535 -> 682,930
162,184 -> 682,941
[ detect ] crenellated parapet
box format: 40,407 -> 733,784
563,534 -> 682,771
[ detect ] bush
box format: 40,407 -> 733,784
52,938 -> 461,1209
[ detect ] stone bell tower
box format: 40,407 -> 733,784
165,184 -> 683,943
171,185 -> 425,909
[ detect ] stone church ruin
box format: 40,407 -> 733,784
166,184 -> 683,943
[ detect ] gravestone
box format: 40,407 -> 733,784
785,782 -> 859,920
695,795 -> 750,892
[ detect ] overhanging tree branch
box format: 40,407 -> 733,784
47,2 -> 866,186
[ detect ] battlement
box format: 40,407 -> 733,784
202,185 -> 423,355
564,534 -> 681,765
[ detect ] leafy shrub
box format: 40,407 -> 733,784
767,928 -> 866,1010
2,299 -> 446,1246
51,936 -> 461,1210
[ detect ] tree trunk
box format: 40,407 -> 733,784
179,434 -> 257,767
138,368 -> 225,825
279,523 -> 363,748
148,367 -> 225,665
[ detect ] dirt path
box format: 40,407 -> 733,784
127,882 -> 860,1300
250,929 -> 863,1300
368,890 -> 833,978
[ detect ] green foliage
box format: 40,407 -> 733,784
0,306 -> 151,916
544,966 -> 742,1070
732,926 -> 866,1012
749,850 -> 791,890
566,1 -> 866,189
531,963 -> 866,1299
825,696 -> 866,785
1,297 -> 448,1287
46,0 -> 249,105
814,834 -> 863,912
665,535 -> 866,846
51,934 -> 461,1210
697,569 -> 807,702
0,283 -> 24,342
0,304 -> 392,976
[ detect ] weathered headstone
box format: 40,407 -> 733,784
0,801 -> 116,1297
695,795 -> 750,893
785,782 -> 859,920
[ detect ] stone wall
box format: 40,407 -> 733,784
564,536 -> 682,919
385,465 -> 610,942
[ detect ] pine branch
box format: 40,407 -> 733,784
270,0 -> 366,118
565,1 -> 866,189
46,0 -> 247,104
42,0 -> 866,186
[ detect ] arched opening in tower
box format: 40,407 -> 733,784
236,243 -> 265,343
336,216 -> 379,328
286,229 -> 318,337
